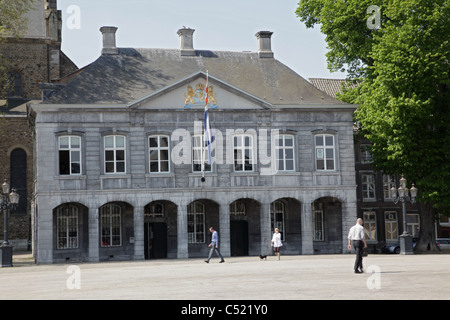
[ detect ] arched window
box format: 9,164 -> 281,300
145,202 -> 164,217
270,200 -> 285,241
187,201 -> 205,243
56,204 -> 79,249
100,203 -> 122,247
230,200 -> 246,215
7,71 -> 22,97
10,148 -> 27,214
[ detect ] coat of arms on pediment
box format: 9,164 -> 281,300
184,83 -> 218,109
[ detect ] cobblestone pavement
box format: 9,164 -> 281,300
1,252 -> 449,300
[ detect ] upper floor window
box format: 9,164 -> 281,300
6,71 -> 22,97
104,135 -> 126,174
362,174 -> 376,200
233,135 -> 254,172
383,175 -> 396,200
275,134 -> 295,171
149,135 -> 170,173
315,134 -> 335,171
59,136 -> 81,175
192,134 -> 212,172
360,144 -> 373,163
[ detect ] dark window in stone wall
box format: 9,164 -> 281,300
10,148 -> 27,214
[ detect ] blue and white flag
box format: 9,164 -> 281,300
204,72 -> 213,165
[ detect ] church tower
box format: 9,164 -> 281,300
0,0 -> 78,100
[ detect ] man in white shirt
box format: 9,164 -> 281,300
347,218 -> 367,273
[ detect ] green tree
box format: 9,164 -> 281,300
0,0 -> 35,99
296,0 -> 450,252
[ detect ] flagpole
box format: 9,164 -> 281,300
201,70 -> 209,183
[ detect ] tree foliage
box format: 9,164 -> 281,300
0,0 -> 35,99
296,0 -> 450,251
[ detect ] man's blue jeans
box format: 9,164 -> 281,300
206,241 -> 224,262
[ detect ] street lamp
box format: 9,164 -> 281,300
0,179 -> 20,267
390,175 -> 417,255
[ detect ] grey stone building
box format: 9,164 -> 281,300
28,27 -> 357,263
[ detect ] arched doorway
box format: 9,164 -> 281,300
144,200 -> 177,259
312,197 -> 343,254
187,199 -> 219,258
52,202 -> 88,262
229,199 -> 260,256
270,198 -> 302,255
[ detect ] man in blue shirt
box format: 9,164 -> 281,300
205,227 -> 225,263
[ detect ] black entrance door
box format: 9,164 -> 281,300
144,222 -> 167,259
230,220 -> 249,256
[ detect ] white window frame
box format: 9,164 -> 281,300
312,202 -> 324,241
360,144 -> 373,163
315,134 -> 336,171
230,200 -> 246,215
59,135 -> 82,175
363,211 -> 377,241
192,134 -> 212,172
407,213 -> 420,236
145,202 -> 164,218
385,211 -> 399,241
149,135 -> 170,173
100,203 -> 122,247
271,200 -> 285,241
233,134 -> 254,172
104,135 -> 126,174
275,134 -> 295,172
383,175 -> 396,200
362,174 -> 376,201
56,204 -> 79,249
188,201 -> 205,244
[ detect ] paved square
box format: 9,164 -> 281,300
1,253 -> 448,300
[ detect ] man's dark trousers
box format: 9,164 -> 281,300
352,240 -> 364,272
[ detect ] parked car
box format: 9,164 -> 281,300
382,237 -> 442,254
436,238 -> 450,252
382,237 -> 418,254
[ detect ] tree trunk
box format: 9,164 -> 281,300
415,202 -> 440,253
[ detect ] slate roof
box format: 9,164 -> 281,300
308,78 -> 359,99
46,48 -> 348,107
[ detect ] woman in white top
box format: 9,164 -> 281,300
271,228 -> 283,260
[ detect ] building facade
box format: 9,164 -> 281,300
0,0 -> 77,250
309,78 -> 450,250
29,27 -> 357,263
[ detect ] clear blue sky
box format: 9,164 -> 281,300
58,0 -> 347,80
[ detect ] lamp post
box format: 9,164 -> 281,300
0,179 -> 20,267
390,175 -> 417,255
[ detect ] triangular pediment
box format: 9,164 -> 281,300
127,71 -> 273,110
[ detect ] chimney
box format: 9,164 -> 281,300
177,27 -> 195,56
255,31 -> 274,58
100,26 -> 118,55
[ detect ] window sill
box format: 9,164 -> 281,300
54,175 -> 87,180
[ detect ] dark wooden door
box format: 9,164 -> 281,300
230,220 -> 249,256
